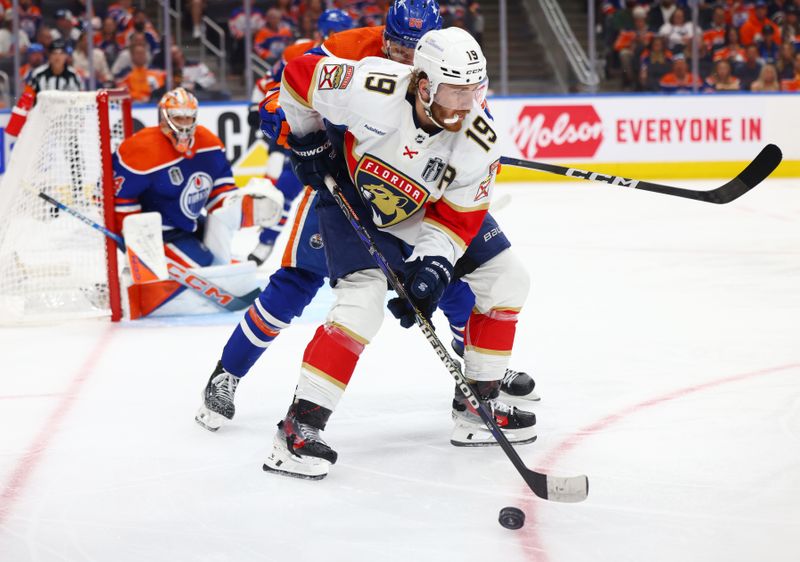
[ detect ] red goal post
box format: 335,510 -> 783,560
0,89 -> 133,323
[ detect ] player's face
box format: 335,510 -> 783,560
384,38 -> 415,65
430,103 -> 470,132
49,50 -> 68,69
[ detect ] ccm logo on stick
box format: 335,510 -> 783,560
167,262 -> 235,305
566,168 -> 639,188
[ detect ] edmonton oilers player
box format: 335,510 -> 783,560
195,1 -> 536,435
114,87 -> 268,269
247,9 -> 356,266
261,27 -> 537,478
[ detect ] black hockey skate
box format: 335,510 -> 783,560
451,380 -> 537,447
501,368 -> 540,401
195,361 -> 240,432
451,339 -> 540,401
263,399 -> 338,480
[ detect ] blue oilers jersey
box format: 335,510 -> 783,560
112,126 -> 236,233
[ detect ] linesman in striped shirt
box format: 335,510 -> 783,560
27,39 -> 83,94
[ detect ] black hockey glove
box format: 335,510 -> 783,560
388,255 -> 453,329
287,130 -> 339,191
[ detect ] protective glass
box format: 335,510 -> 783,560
384,39 -> 415,65
433,79 -> 487,111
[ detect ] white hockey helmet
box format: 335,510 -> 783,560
413,27 -> 488,114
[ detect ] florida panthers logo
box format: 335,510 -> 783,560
180,172 -> 213,219
355,156 -> 429,227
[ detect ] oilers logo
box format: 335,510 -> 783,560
355,155 -> 429,227
180,172 -> 213,219
309,233 -> 324,250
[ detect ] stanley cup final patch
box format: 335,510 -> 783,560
318,63 -> 354,90
422,156 -> 445,183
355,155 -> 430,227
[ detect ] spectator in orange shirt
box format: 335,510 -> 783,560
659,53 -> 704,93
740,1 -> 781,46
751,63 -> 780,91
254,8 -> 294,64
703,6 -> 728,53
726,0 -> 752,28
706,59 -> 741,91
117,43 -> 165,103
615,5 -> 652,88
714,27 -> 747,64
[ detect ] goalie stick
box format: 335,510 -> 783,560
38,192 -> 260,312
500,143 -> 782,204
322,176 -> 588,503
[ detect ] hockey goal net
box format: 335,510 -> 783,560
0,89 -> 132,323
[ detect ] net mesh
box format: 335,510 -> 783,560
0,91 -> 126,323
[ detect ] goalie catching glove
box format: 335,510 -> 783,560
388,255 -> 453,328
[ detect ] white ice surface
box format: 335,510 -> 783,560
1,179 -> 799,562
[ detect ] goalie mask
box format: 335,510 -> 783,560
158,87 -> 199,155
413,28 -> 487,127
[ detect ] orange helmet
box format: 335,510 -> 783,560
158,87 -> 198,154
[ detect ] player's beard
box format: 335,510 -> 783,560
431,103 -> 469,132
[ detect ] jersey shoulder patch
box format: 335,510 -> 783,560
117,127 -> 180,173
322,26 -> 384,60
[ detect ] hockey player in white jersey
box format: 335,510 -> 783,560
262,27 -> 535,479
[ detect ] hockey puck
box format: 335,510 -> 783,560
498,506 -> 525,530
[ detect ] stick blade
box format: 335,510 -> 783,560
525,470 -> 589,503
707,143 -> 783,204
546,475 -> 589,503
738,143 -> 783,189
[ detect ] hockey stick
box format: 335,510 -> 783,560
323,176 -> 588,503
38,192 -> 260,312
500,143 -> 782,204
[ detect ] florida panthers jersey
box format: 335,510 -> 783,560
280,55 -> 502,265
112,126 -> 236,233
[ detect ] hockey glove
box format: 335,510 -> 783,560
287,130 -> 340,192
259,89 -> 290,148
388,256 -> 453,328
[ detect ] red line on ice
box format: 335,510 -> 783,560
0,326 -> 116,527
520,362 -> 800,562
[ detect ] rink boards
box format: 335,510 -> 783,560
1,92 -> 798,183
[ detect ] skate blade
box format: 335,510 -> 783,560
450,423 -> 538,447
262,462 -> 327,480
262,433 -> 331,480
195,405 -> 227,432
